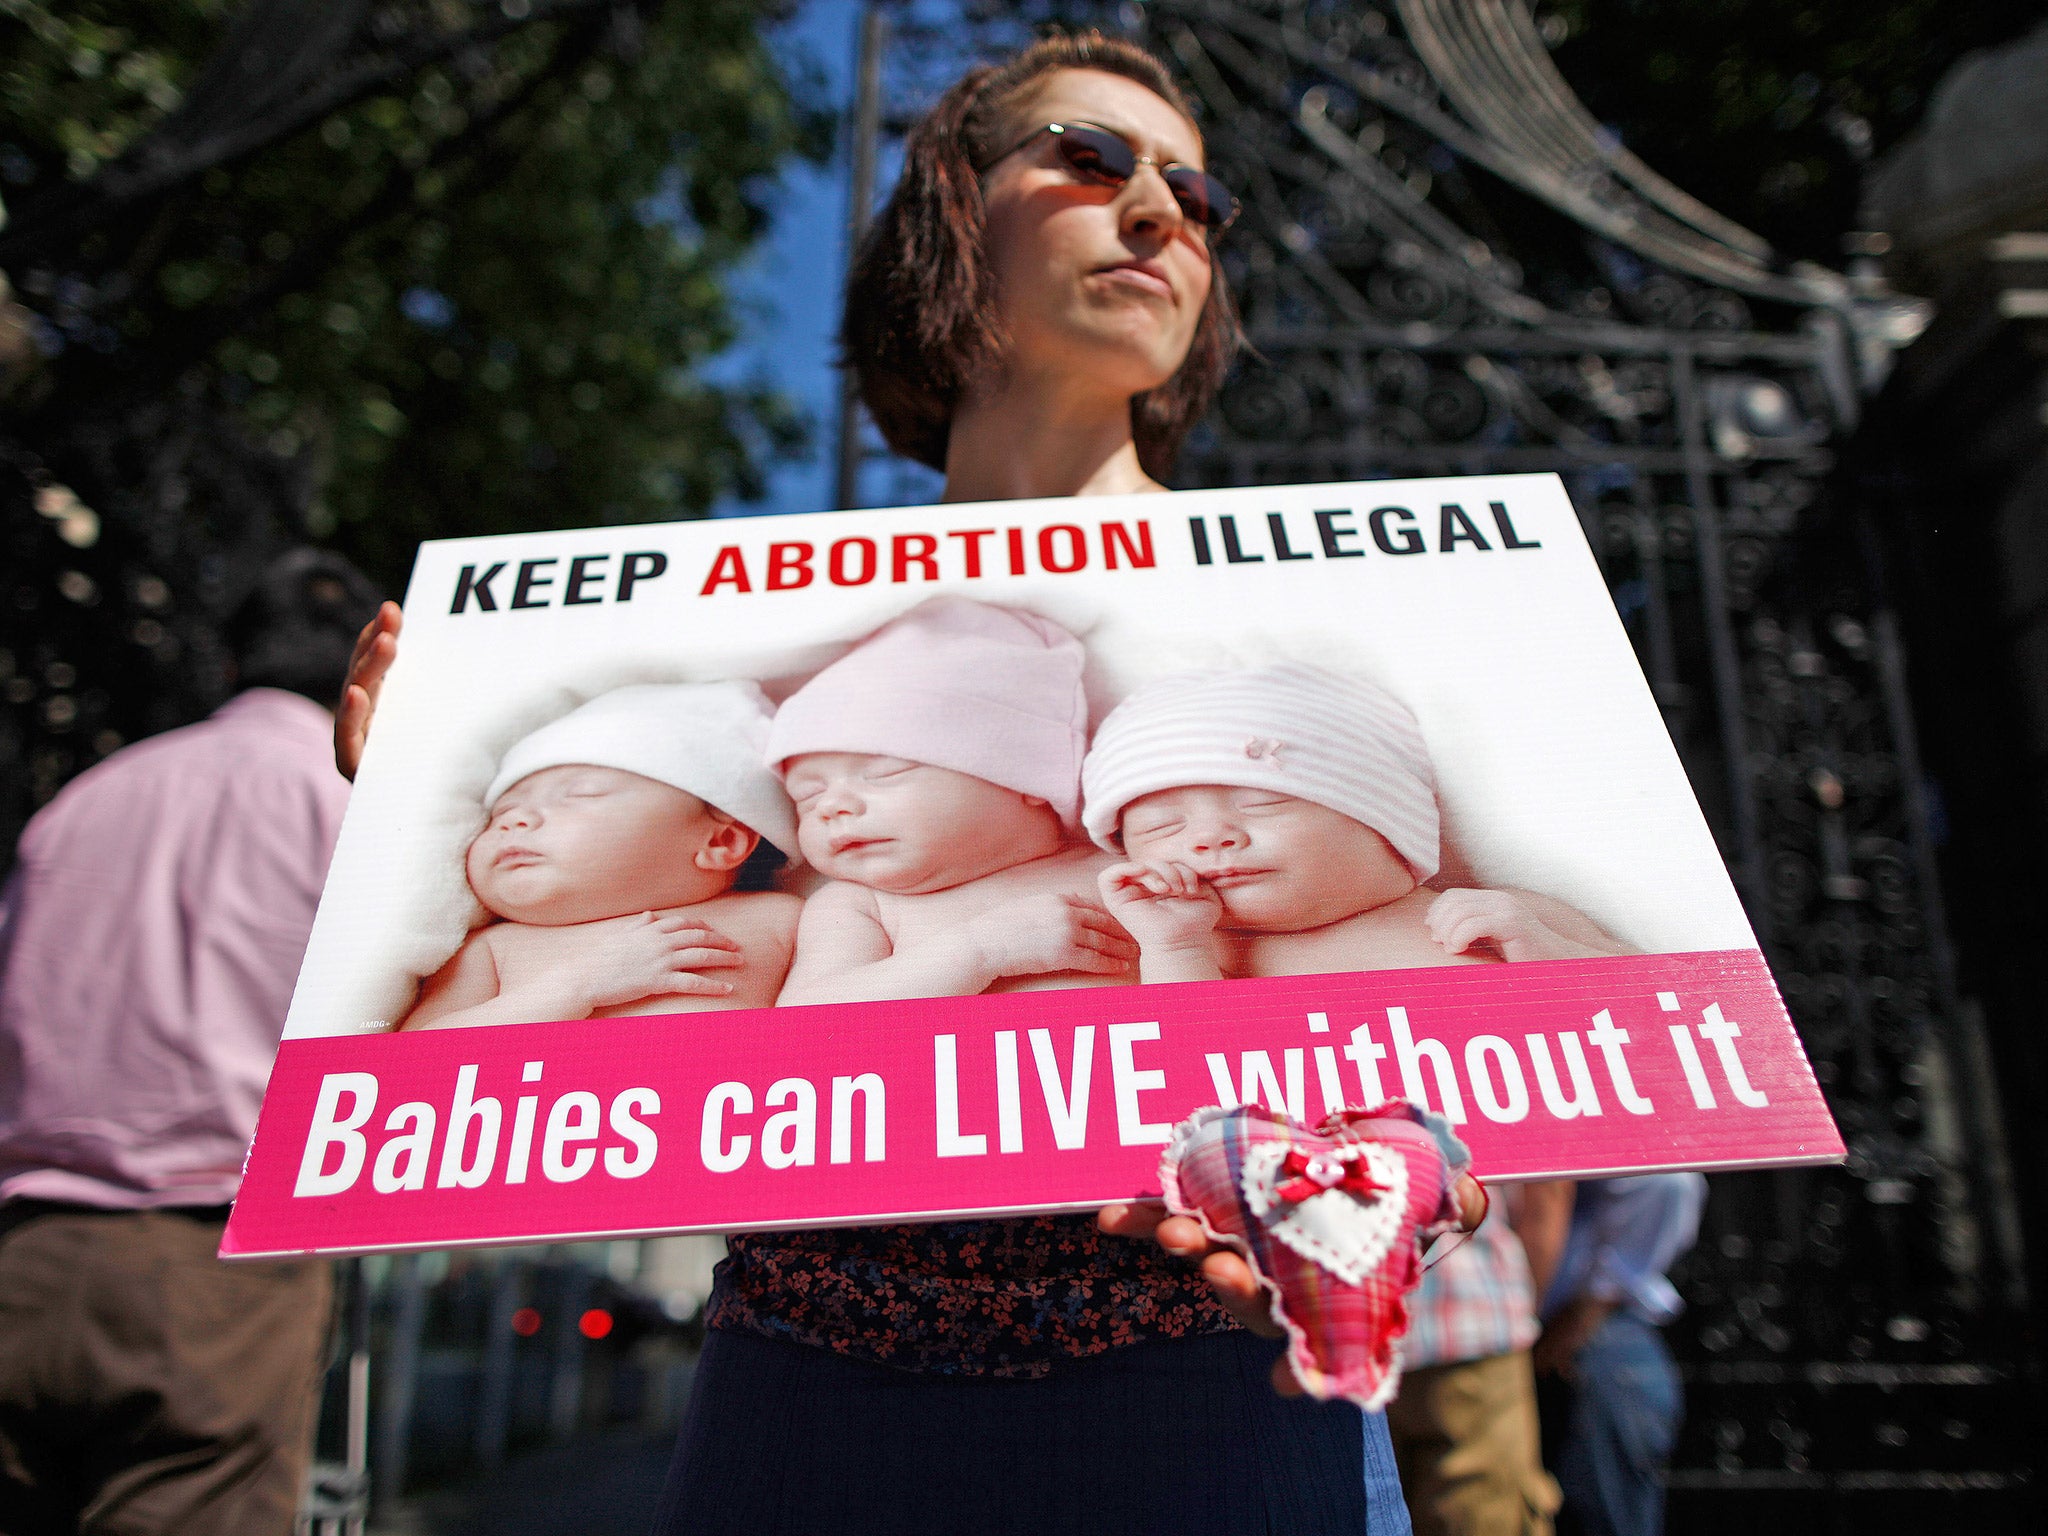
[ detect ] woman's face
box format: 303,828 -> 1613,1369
979,68 -> 1214,401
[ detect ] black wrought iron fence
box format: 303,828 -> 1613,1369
1119,0 -> 2036,1520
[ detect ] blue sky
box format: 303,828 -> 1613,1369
707,1 -> 947,519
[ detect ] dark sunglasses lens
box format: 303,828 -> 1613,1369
1165,168 -> 1238,232
1054,126 -> 1136,182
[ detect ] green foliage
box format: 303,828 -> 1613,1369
0,1 -> 829,586
1544,0 -> 2043,262
0,0 -> 223,179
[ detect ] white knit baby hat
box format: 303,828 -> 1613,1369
486,682 -> 800,863
1080,662 -> 1440,880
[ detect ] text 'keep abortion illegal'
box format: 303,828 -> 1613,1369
439,500 -> 1544,615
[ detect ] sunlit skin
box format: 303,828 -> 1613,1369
943,68 -> 1216,505
336,69 -> 1478,1383
334,599 -> 400,780
399,765 -> 799,1029
775,752 -> 1136,1005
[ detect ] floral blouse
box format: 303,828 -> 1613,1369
705,1214 -> 1239,1378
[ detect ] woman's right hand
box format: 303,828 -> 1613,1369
335,601 -> 402,781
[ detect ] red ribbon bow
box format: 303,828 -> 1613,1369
1275,1146 -> 1389,1205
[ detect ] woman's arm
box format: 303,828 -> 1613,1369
1509,1179 -> 1577,1300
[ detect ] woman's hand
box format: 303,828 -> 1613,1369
335,601 -> 402,780
1096,1201 -> 1301,1391
1097,1173 -> 1490,1396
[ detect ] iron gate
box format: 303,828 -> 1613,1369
1112,0 -> 2036,1520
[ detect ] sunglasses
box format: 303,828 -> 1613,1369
981,122 -> 1240,237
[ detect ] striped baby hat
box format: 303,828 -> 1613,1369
1080,662 -> 1440,880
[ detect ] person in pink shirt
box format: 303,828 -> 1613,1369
0,548 -> 381,1535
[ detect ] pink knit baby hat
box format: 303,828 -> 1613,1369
765,596 -> 1089,826
1080,662 -> 1440,880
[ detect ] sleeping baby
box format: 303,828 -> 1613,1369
1081,663 -> 1626,983
771,596 -> 1137,1004
399,683 -> 802,1029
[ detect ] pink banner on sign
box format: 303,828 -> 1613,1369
224,949 -> 1841,1258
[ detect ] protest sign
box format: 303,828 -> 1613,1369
223,474 -> 1841,1258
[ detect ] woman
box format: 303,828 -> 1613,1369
341,32 -> 1468,1534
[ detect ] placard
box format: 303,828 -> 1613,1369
224,475 -> 1841,1258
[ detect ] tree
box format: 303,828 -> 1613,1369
1544,0 -> 2044,264
0,0 -> 828,865
1,0 -> 830,584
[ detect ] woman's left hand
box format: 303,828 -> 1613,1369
1096,1201 -> 1297,1390
1098,1174 -> 1488,1396
335,600 -> 401,781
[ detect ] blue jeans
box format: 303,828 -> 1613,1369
1552,1313 -> 1681,1536
1364,1407 -> 1415,1536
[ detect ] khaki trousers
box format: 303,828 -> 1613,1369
1386,1349 -> 1563,1536
0,1206 -> 332,1536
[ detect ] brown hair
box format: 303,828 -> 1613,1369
842,31 -> 1242,481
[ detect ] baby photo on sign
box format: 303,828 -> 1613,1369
283,475 -> 1755,1046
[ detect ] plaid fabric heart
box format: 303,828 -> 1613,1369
1160,1100 -> 1471,1409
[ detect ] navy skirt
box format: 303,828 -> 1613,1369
655,1327 -> 1412,1535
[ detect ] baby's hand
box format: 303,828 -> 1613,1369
1425,889 -> 1597,963
581,912 -> 743,1008
967,892 -> 1139,982
1097,861 -> 1224,953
